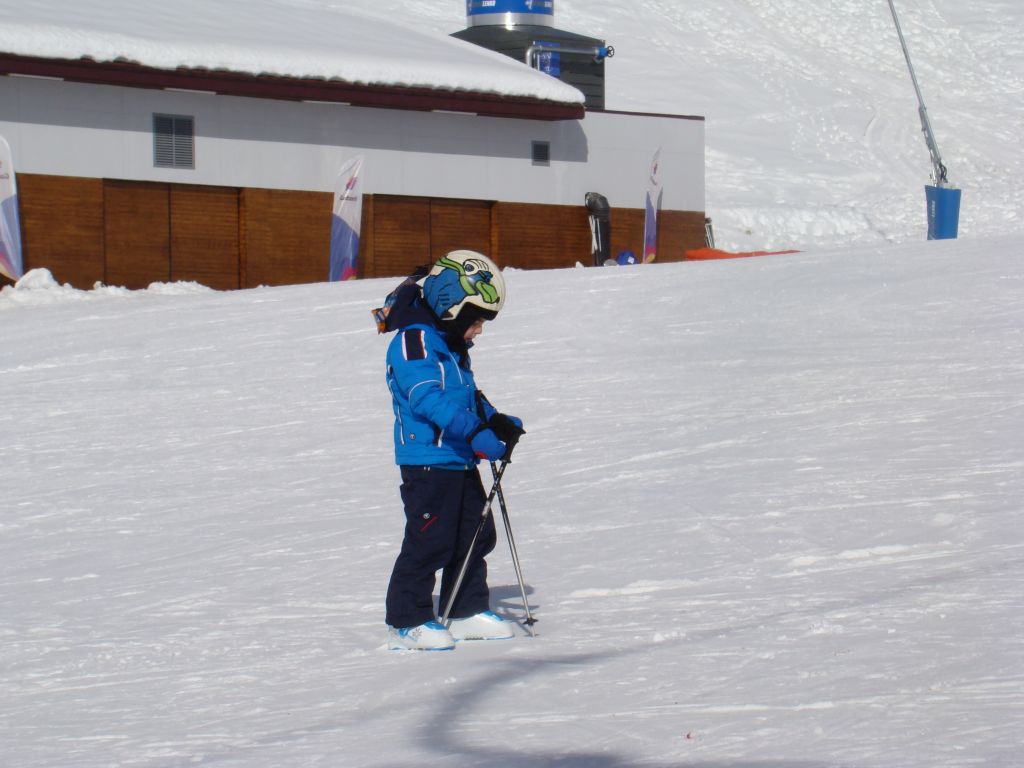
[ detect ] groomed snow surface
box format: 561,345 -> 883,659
2,1 -> 1023,764
343,0 -> 1024,252
3,238 -> 1022,767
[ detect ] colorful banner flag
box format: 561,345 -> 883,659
329,155 -> 364,282
642,148 -> 662,264
0,135 -> 24,282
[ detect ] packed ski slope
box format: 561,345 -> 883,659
3,237 -> 1023,767
343,0 -> 1024,251
3,1 -> 1024,766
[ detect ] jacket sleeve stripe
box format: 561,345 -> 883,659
401,329 -> 426,361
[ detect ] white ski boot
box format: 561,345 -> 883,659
448,610 -> 514,641
387,620 -> 456,651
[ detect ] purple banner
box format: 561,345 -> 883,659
329,156 -> 364,282
0,135 -> 23,282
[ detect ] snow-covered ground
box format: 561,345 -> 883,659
343,0 -> 1024,251
3,236 -> 1023,766
2,1 -> 1023,766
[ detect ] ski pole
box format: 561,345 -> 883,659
440,460 -> 509,626
490,459 -> 537,636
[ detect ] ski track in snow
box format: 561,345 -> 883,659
2,239 -> 1023,766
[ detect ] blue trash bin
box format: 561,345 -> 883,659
926,185 -> 961,240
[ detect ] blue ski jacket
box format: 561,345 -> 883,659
384,289 -> 483,469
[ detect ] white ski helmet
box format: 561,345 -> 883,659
422,250 -> 506,324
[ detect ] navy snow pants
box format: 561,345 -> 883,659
385,466 -> 496,629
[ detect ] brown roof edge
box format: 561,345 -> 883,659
590,107 -> 705,122
0,53 -> 585,121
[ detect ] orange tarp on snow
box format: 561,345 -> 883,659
684,248 -> 800,261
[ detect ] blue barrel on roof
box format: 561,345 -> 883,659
467,0 -> 554,27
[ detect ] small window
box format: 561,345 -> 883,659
531,140 -> 551,166
153,114 -> 195,169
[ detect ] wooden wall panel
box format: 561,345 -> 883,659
609,208 -> 643,264
18,174 -> 104,288
356,194 -> 375,279
14,176 -> 706,288
242,188 -> 331,287
369,196 -> 430,278
104,180 -> 169,289
492,202 -> 590,270
657,211 -> 707,261
610,208 -> 706,264
430,199 -> 492,261
171,185 -> 240,290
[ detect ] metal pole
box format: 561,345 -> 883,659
887,0 -> 949,186
491,461 -> 538,636
440,461 -> 509,625
525,43 -> 614,69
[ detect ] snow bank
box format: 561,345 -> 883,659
0,267 -> 212,308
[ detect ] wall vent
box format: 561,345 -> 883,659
532,140 -> 551,166
153,114 -> 195,169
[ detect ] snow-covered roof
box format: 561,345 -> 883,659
0,0 -> 584,117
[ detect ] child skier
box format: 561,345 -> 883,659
378,250 -> 524,651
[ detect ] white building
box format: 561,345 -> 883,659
0,0 -> 704,288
